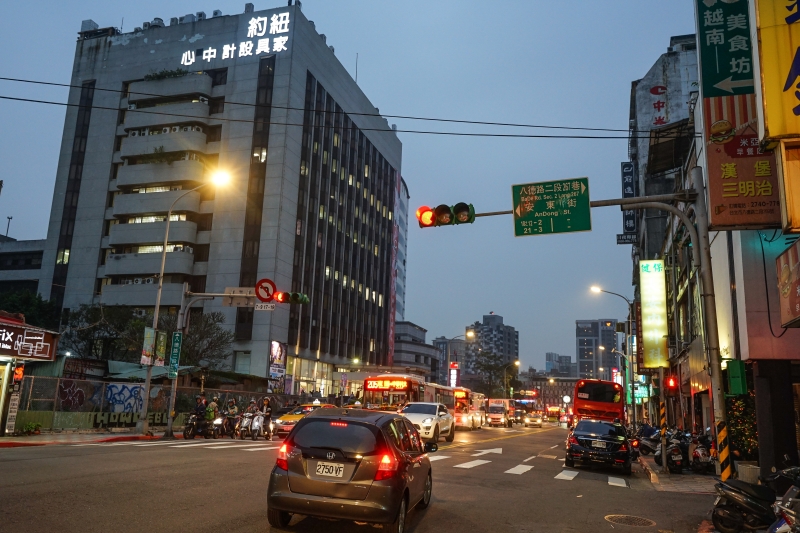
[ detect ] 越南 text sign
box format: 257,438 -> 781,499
511,178 -> 591,237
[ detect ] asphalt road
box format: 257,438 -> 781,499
0,423 -> 713,533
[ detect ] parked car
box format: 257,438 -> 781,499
565,419 -> 637,475
399,402 -> 455,443
273,402 -> 336,437
267,407 -> 438,532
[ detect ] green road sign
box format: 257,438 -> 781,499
168,332 -> 182,379
695,0 -> 755,98
512,177 -> 591,237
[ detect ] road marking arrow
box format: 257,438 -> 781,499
471,447 -> 502,457
713,76 -> 755,94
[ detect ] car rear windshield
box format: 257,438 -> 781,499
574,421 -> 626,437
576,382 -> 621,403
290,405 -> 317,415
292,420 -> 379,454
488,405 -> 505,413
401,404 -> 436,415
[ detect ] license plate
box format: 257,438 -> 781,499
592,441 -> 606,449
672,455 -> 683,461
315,462 -> 344,478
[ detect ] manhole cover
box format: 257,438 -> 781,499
605,515 -> 657,527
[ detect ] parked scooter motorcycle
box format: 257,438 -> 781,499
249,411 -> 272,441
184,413 -> 220,439
635,424 -> 660,456
654,432 -> 684,474
712,464 -> 800,533
690,430 -> 716,474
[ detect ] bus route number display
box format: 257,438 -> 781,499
365,379 -> 408,391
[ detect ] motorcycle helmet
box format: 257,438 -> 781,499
249,399 -> 256,404
195,395 -> 202,400
213,396 -> 220,402
228,398 -> 235,404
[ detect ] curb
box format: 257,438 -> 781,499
638,456 -> 660,484
0,434 -> 185,447
0,442 -> 47,448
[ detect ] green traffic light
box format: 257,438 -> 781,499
452,202 -> 475,224
433,204 -> 454,226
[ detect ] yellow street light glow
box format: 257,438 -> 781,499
599,346 -> 605,351
466,330 -> 475,338
210,170 -> 231,187
352,358 -> 359,364
549,378 -> 555,383
590,286 -> 601,293
599,367 -> 604,372
514,360 -> 520,366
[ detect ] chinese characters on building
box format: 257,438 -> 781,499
697,0 -> 754,97
181,12 -> 290,66
621,162 -> 638,235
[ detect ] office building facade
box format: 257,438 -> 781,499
464,313 -> 519,371
0,3 -> 405,392
575,319 -> 619,380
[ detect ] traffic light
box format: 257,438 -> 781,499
665,375 -> 678,397
274,292 -> 310,305
12,365 -> 24,384
416,203 -> 475,227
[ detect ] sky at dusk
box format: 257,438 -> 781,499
0,1 -> 696,370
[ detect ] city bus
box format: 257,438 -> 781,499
573,379 -> 625,423
453,387 -> 485,429
362,374 -> 455,412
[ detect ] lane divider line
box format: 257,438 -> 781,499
607,476 -> 627,488
523,456 -> 537,462
242,446 -> 280,451
505,464 -> 533,475
554,470 -> 580,481
453,460 -> 491,469
428,456 -> 451,462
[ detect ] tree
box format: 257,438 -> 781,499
0,290 -> 59,330
60,305 -> 234,368
473,351 -> 504,396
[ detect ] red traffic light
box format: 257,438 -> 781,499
416,206 -> 435,228
666,376 -> 677,388
13,365 -> 24,383
274,292 -> 288,303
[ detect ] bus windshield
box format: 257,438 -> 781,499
576,382 -> 621,403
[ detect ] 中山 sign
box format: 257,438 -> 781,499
511,178 -> 591,237
639,260 -> 669,368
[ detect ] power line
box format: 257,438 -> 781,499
0,75 -> 697,136
0,94 -> 697,140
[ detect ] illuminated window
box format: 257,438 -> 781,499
56,249 -> 70,265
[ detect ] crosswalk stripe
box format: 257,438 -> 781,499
169,442 -> 220,448
203,443 -> 265,449
554,470 -> 580,480
608,476 -> 627,488
523,456 -> 537,462
133,442 -> 185,447
428,456 -> 451,462
242,446 -> 280,451
454,460 -> 491,469
550,444 -> 559,449
505,465 -> 533,475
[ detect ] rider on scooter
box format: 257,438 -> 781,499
225,398 -> 239,434
193,395 -> 208,431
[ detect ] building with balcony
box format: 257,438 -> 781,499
0,3 -> 406,389
393,322 -> 440,383
464,313 -> 519,371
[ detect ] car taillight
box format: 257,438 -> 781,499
631,439 -> 639,448
619,443 -> 628,452
276,443 -> 291,471
568,436 -> 579,446
330,421 -> 348,427
374,453 -> 398,481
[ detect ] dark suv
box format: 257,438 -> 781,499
267,407 -> 437,533
565,419 -> 636,475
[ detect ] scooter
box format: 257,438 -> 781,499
711,465 -> 800,533
184,413 -> 220,439
690,431 -> 716,474
654,433 -> 684,474
237,412 -> 254,439
250,411 -> 273,441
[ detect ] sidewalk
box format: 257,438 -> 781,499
638,454 -> 718,494
0,432 -> 171,448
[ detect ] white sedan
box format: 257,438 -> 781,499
399,402 -> 455,443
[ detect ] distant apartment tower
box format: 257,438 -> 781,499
0,4 -> 406,392
545,352 -> 575,376
393,322 -> 440,383
575,320 -> 618,380
432,336 -> 468,385
464,313 -> 519,370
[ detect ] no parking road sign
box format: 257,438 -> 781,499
255,278 -> 277,303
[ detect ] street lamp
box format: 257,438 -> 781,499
502,360 -> 520,397
140,170 -> 230,435
590,285 -> 636,426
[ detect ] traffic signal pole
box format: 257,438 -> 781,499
464,173 -> 729,479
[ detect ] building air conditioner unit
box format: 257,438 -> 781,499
133,278 -> 141,284
182,126 -> 190,132
130,131 -> 138,137
162,127 -> 169,134
127,103 -> 137,110
144,277 -> 154,284
194,126 -> 203,132
171,126 -> 179,133
151,18 -> 165,28
142,22 -> 151,30
212,10 -> 222,17
170,17 -> 179,26
199,96 -> 209,104
196,12 -> 206,21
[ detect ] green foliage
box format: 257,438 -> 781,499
472,351 -> 519,397
0,291 -> 59,330
726,390 -> 758,460
143,68 -> 189,81
156,311 -> 234,369
21,422 -> 42,434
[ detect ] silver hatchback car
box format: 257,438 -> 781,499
267,408 -> 438,533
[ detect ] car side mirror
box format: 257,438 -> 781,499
424,442 -> 438,453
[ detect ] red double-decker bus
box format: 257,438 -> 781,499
573,379 -> 625,423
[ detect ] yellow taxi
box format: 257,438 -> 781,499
273,401 -> 336,436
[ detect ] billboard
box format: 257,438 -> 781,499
269,340 -> 287,378
639,260 -> 669,368
695,0 -> 781,229
621,162 -> 638,235
752,0 -> 800,140
141,327 -> 156,365
777,238 -> 800,328
0,319 -> 59,362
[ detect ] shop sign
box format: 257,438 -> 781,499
752,0 -> 800,139
695,0 -> 781,228
777,238 -> 800,327
179,12 -> 291,66
0,320 -> 59,362
639,260 -> 669,368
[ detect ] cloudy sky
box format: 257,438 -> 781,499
0,1 -> 695,369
